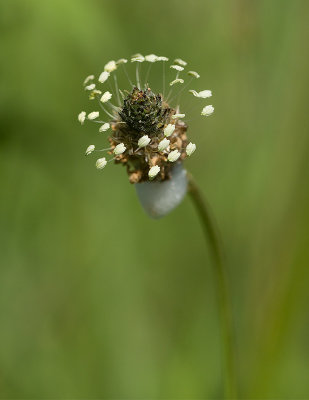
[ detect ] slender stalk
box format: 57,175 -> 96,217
187,174 -> 237,399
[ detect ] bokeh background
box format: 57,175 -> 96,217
1,0 -> 309,398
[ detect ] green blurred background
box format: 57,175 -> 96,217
1,0 -> 309,398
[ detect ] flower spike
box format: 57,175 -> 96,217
79,54 -> 214,184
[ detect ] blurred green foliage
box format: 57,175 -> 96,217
1,0 -> 309,398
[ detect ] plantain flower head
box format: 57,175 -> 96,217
78,54 -> 214,217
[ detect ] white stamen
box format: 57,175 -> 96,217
104,60 -> 117,72
168,150 -> 181,162
172,113 -> 185,119
116,58 -> 128,64
188,71 -> 200,79
85,83 -> 96,91
138,135 -> 151,148
98,71 -> 110,83
198,90 -> 212,98
113,143 -> 126,155
148,165 -> 160,179
157,56 -> 169,61
100,91 -> 112,103
174,58 -> 187,66
83,75 -> 94,85
158,138 -> 170,151
186,142 -> 196,156
131,55 -> 145,62
88,111 -> 100,120
99,123 -> 110,132
85,145 -> 95,155
170,78 -> 184,86
164,124 -> 175,137
189,89 -> 212,98
78,111 -> 86,124
170,65 -> 184,72
145,54 -> 159,62
201,105 -> 214,116
96,157 -> 107,169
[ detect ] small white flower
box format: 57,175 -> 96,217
172,113 -> 185,119
157,56 -> 169,61
131,55 -> 145,62
88,111 -> 99,120
83,75 -> 94,85
201,105 -> 214,116
168,150 -> 181,162
96,157 -> 107,169
170,65 -> 184,72
116,58 -> 128,64
138,135 -> 151,148
158,138 -> 170,152
85,145 -> 95,155
104,60 -> 117,72
186,142 -> 196,156
174,58 -> 187,66
164,124 -> 175,137
148,165 -> 160,179
113,143 -> 126,155
98,71 -> 110,83
85,83 -> 96,91
145,54 -> 159,62
188,71 -> 200,79
100,91 -> 112,103
78,111 -> 86,124
169,78 -> 184,86
99,123 -> 110,132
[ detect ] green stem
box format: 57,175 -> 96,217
188,174 -> 237,399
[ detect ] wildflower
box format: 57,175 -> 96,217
99,123 -> 110,132
85,145 -> 95,155
88,111 -> 99,120
164,124 -> 175,137
149,165 -> 160,179
78,53 -> 213,185
98,71 -> 110,83
78,111 -> 86,124
100,91 -> 112,103
186,142 -> 196,156
138,135 -> 151,148
158,138 -> 170,151
168,150 -> 181,162
96,157 -> 107,169
201,105 -> 214,116
113,143 -> 126,155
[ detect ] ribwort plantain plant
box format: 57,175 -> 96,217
77,53 -> 237,398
